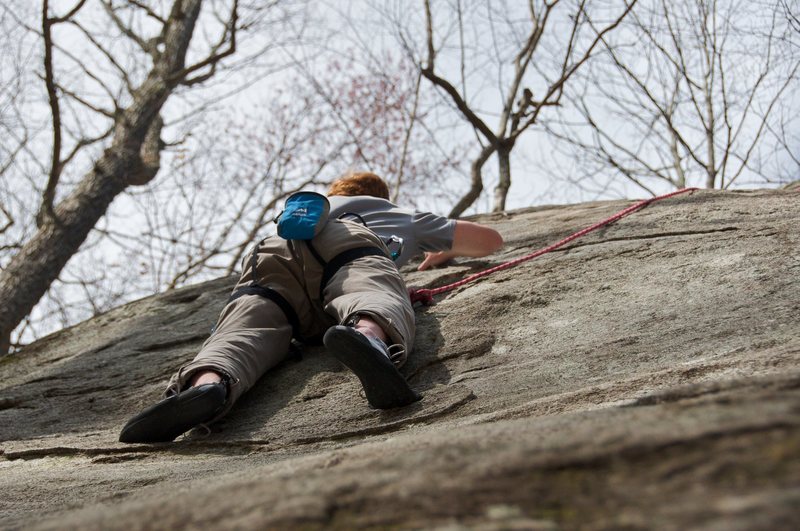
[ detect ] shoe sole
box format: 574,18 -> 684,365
324,326 -> 421,409
119,383 -> 227,443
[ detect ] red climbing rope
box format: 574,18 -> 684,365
409,187 -> 699,307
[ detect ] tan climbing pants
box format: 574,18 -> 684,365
166,219 -> 415,415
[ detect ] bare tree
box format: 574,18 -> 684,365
394,0 -> 637,216
544,0 -> 800,193
0,0 -> 247,353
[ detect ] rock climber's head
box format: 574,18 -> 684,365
328,172 -> 390,200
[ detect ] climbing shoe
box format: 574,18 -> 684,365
324,325 -> 421,409
118,382 -> 227,443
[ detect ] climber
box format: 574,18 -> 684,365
119,172 -> 503,443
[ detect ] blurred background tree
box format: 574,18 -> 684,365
542,0 -> 800,195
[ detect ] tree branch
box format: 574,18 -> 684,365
127,114 -> 164,186
67,18 -> 135,93
54,82 -> 116,119
421,0 -> 498,145
724,61 -> 799,188
50,0 -> 87,24
449,143 -> 495,218
176,0 -> 240,86
513,0 -> 638,140
0,203 -> 14,235
500,1 -> 554,137
128,0 -> 168,25
61,126 -> 115,169
101,0 -> 160,60
37,0 -> 87,227
395,70 -> 424,201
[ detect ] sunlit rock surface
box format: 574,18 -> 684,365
1,189 -> 798,530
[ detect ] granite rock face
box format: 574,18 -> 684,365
1,189 -> 798,530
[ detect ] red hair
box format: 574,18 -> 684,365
328,172 -> 390,200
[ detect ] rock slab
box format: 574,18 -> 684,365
1,189 -> 798,530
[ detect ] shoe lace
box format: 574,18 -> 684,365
192,423 -> 213,438
386,344 -> 405,365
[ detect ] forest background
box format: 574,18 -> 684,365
0,0 -> 797,352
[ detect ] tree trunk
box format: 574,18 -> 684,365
0,158 -> 129,352
0,0 -> 203,353
492,144 -> 511,212
449,144 -> 496,218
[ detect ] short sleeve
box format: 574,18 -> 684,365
412,211 -> 456,252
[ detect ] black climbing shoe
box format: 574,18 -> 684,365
324,325 -> 421,409
119,382 -> 228,443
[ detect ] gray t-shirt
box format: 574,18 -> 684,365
328,196 -> 456,267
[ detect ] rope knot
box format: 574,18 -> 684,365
408,287 -> 435,307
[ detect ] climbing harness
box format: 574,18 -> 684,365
338,212 -> 405,262
409,188 -> 699,307
229,191 -> 404,341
